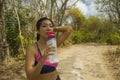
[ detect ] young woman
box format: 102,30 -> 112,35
25,17 -> 72,80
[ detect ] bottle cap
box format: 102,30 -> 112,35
48,31 -> 55,38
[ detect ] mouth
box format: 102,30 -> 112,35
46,31 -> 54,35
46,31 -> 52,34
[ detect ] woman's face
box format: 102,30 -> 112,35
39,20 -> 54,39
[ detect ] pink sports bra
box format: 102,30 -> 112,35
35,42 -> 58,68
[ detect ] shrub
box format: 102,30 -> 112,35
106,32 -> 120,45
71,31 -> 84,44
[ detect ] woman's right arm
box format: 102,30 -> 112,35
25,44 -> 46,80
25,44 -> 54,80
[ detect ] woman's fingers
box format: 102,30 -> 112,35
43,44 -> 55,57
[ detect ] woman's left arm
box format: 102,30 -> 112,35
54,26 -> 73,47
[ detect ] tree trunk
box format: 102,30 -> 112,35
0,0 -> 10,62
13,0 -> 25,55
10,0 -> 25,55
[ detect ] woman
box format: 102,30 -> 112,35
25,17 -> 72,80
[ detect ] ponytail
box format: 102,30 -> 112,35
37,33 -> 40,41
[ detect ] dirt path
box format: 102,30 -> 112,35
57,43 -> 116,80
0,43 -> 117,80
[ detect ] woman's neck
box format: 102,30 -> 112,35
37,38 -> 47,53
38,37 -> 47,45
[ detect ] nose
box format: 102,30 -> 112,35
46,26 -> 52,31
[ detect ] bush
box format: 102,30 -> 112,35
71,31 -> 84,44
106,32 -> 120,45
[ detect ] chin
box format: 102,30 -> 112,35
40,35 -> 48,39
43,36 -> 48,39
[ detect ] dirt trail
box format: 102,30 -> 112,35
0,43 -> 117,80
57,43 -> 117,80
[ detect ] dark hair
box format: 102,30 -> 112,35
36,17 -> 54,41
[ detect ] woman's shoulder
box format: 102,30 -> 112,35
26,42 -> 37,52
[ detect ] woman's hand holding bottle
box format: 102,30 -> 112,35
42,43 -> 55,59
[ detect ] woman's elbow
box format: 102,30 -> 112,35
67,26 -> 73,32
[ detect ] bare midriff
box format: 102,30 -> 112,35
31,70 -> 58,80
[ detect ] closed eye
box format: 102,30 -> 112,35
50,26 -> 53,27
42,25 -> 46,27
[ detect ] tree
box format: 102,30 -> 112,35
9,0 -> 25,55
31,0 -> 80,26
95,0 -> 120,24
3,0 -> 80,57
4,0 -> 35,56
67,8 -> 86,30
0,0 -> 10,62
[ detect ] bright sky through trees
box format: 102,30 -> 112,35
22,0 -> 98,18
75,0 -> 98,17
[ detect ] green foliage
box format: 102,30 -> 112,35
71,31 -> 84,44
4,0 -> 120,58
70,16 -> 120,45
5,6 -> 35,56
68,8 -> 86,30
106,32 -> 120,45
69,8 -> 86,22
5,10 -> 20,56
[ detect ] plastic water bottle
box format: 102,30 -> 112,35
47,31 -> 59,63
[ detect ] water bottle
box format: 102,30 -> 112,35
47,31 -> 59,63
